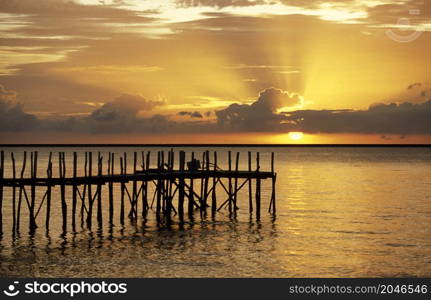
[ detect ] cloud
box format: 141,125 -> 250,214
91,93 -> 164,121
216,87 -> 302,131
177,111 -> 204,118
0,84 -> 38,131
286,100 -> 431,134
0,84 -> 17,101
1,84 -> 431,136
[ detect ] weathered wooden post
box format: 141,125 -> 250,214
202,150 -> 210,215
156,151 -> 162,216
17,151 -> 26,233
228,151 -> 232,214
165,150 -> 173,218
200,151 -> 205,209
211,151 -> 218,217
188,152 -> 195,217
142,151 -> 150,218
59,152 -> 67,232
11,152 -> 16,233
81,152 -> 88,227
87,151 -> 93,228
255,152 -> 261,220
0,150 -> 3,236
248,151 -> 253,213
178,151 -> 185,221
168,149 -> 175,216
120,156 -> 125,225
72,152 -> 77,231
46,152 -> 52,231
131,151 -> 137,220
160,151 -> 165,213
108,152 -> 114,225
97,152 -> 103,227
269,152 -> 276,216
29,151 -> 38,232
233,152 -> 239,211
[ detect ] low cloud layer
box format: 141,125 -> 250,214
1,85 -> 431,136
287,100 -> 431,134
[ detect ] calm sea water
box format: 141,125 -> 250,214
0,146 -> 431,278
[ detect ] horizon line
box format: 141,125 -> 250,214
1,144 -> 431,148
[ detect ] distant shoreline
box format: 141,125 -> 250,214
1,144 -> 431,148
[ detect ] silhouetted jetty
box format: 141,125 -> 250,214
0,150 -> 276,235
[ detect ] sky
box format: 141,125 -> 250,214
1,0 -> 431,144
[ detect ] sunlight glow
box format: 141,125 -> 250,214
289,132 -> 304,141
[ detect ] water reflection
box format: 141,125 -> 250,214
1,147 -> 431,277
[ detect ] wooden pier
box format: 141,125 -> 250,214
0,150 -> 277,235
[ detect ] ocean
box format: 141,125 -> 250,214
0,146 -> 431,277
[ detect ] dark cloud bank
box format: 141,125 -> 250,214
1,85 -> 431,135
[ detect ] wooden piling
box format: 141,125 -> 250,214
108,152 -> 114,225
160,151 -> 165,213
46,152 -> 52,231
59,152 -> 67,232
211,151 -> 217,217
142,151 -> 150,218
255,152 -> 261,220
29,151 -> 37,232
234,152 -> 239,211
131,151 -> 137,220
0,150 -> 3,236
228,151 -> 232,213
156,152 -> 162,216
87,151 -> 93,228
178,151 -> 185,221
200,151 -> 209,216
248,151 -> 253,213
17,151 -> 26,233
81,152 -> 88,227
120,156 -> 125,225
269,152 -> 276,215
11,153 -> 16,233
188,152 -> 194,218
165,150 -> 173,218
97,152 -> 103,227
72,152 -> 77,231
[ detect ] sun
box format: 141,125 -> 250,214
288,132 -> 304,141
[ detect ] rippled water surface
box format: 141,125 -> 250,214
1,146 -> 431,277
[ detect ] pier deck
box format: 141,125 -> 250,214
0,170 -> 275,187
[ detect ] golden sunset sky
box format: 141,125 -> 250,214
1,0 -> 431,143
